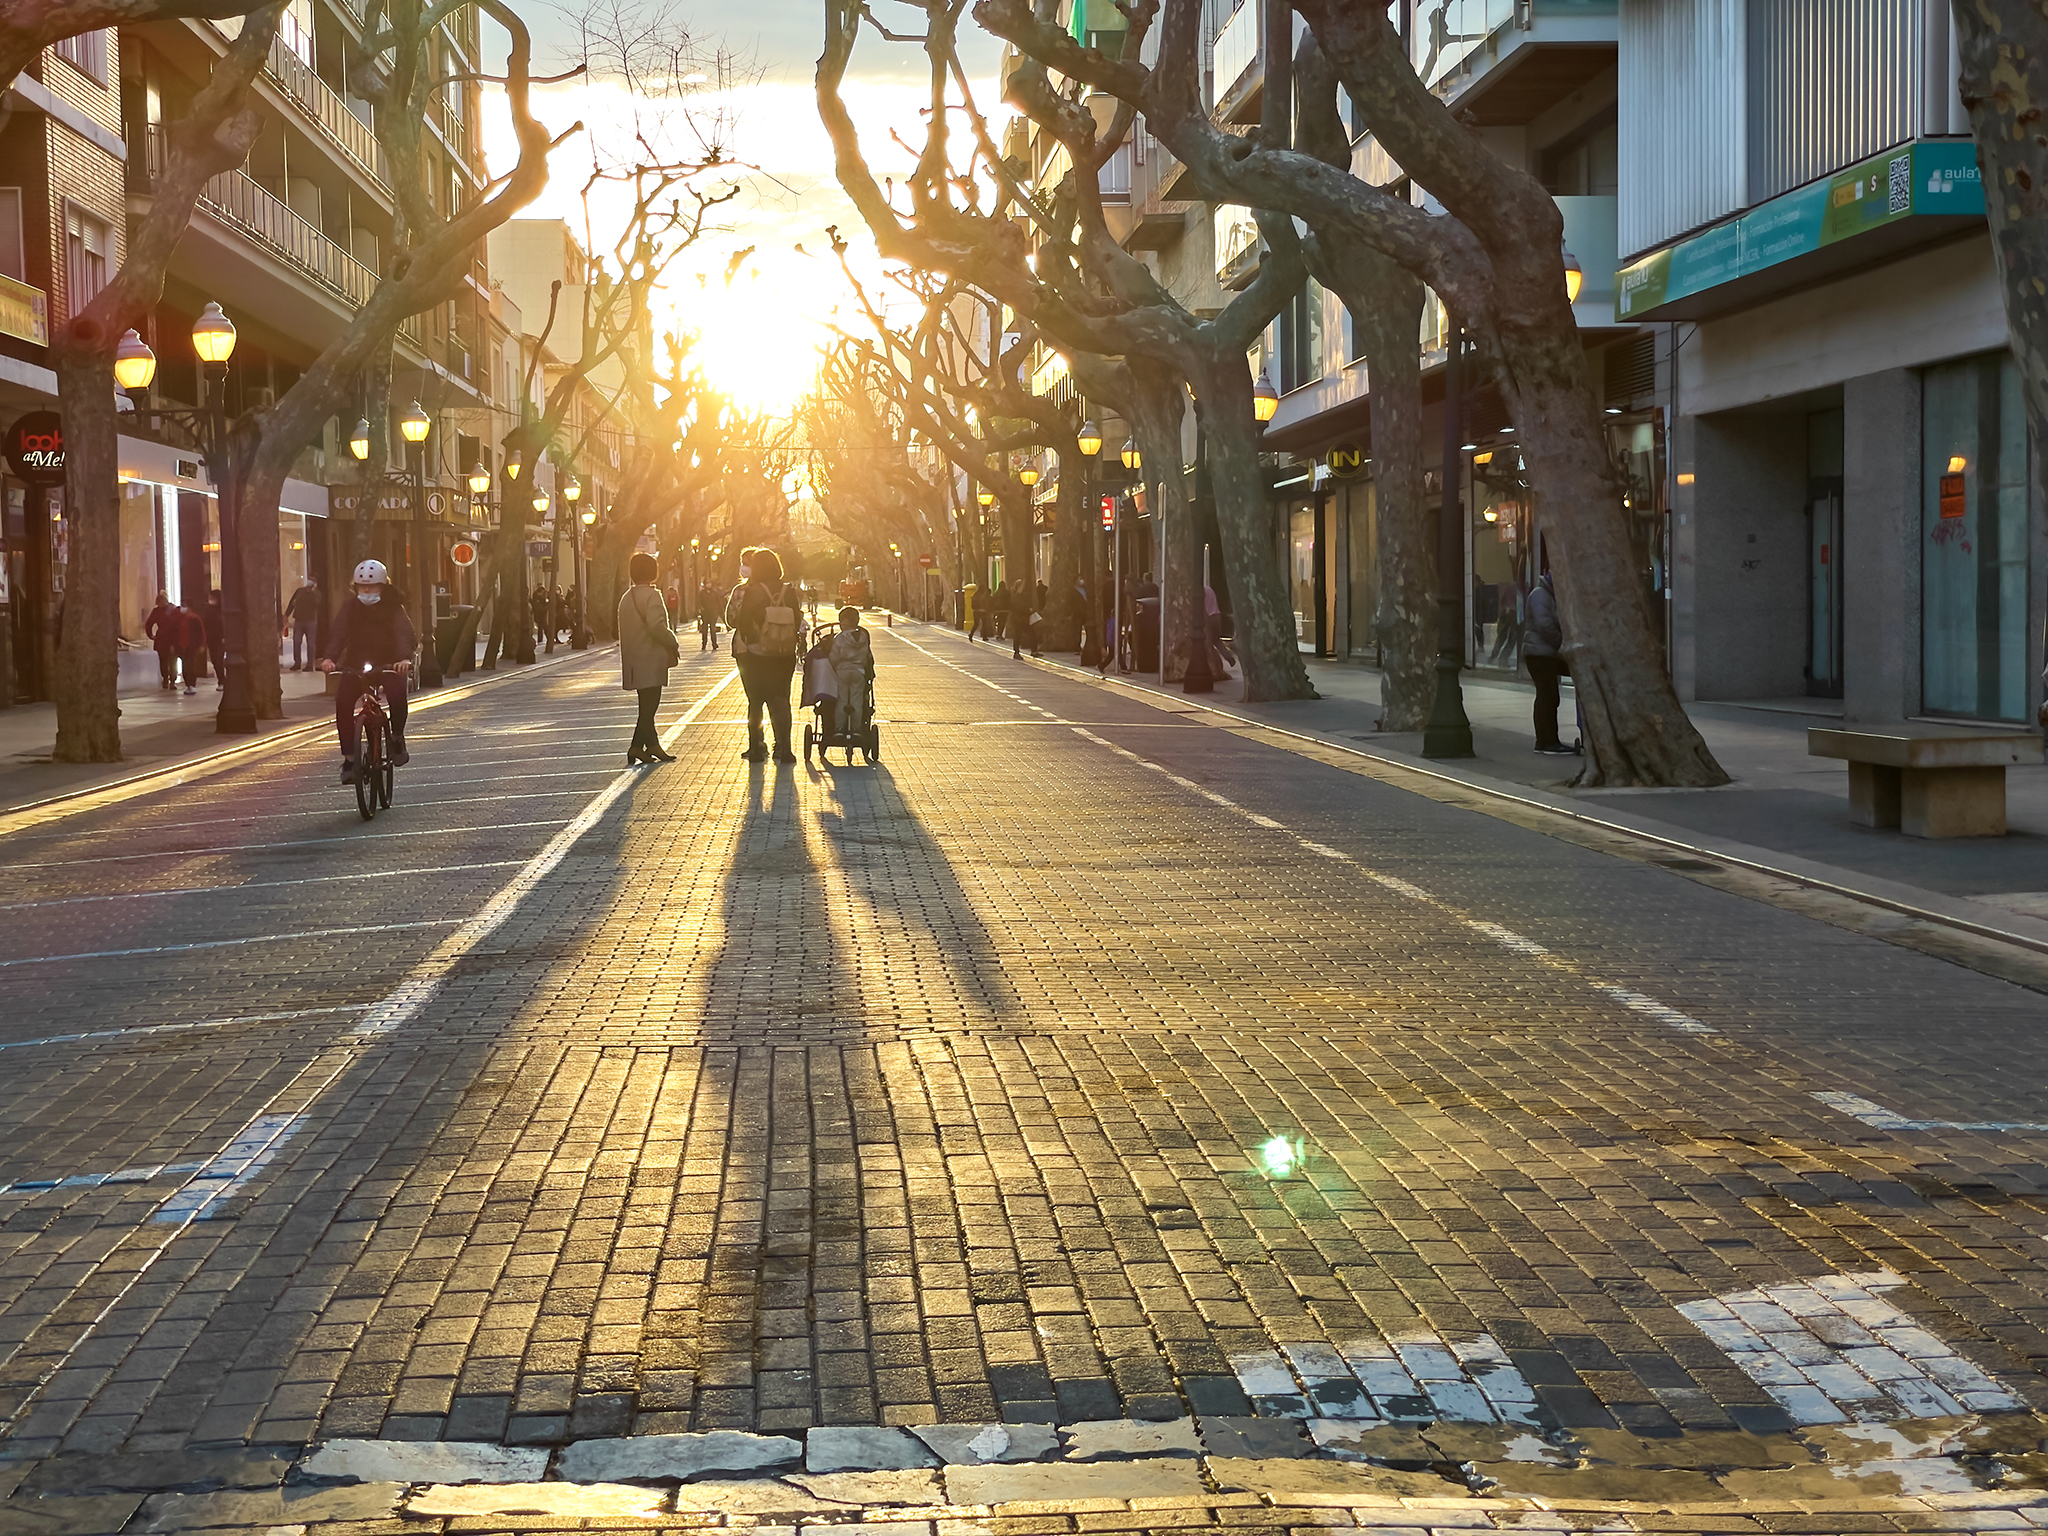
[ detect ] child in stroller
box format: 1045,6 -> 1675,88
802,606 -> 880,763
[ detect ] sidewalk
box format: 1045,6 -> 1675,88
0,639 -> 575,816
1003,634 -> 2048,952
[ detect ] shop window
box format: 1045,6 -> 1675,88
1922,352 -> 2031,722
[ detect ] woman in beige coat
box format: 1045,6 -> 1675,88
618,551 -> 680,764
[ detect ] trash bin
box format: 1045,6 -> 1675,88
435,607 -> 477,676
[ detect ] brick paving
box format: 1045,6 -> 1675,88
0,632 -> 2046,1529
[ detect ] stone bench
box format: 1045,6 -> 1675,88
1808,726 -> 2043,838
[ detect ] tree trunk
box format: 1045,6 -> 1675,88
235,425 -> 286,720
1127,360 -> 1196,681
49,349 -> 123,761
1044,446 -> 1083,650
1000,491 -> 1036,641
1315,250 -> 1431,729
1954,0 -> 2048,604
353,338 -> 393,561
1191,353 -> 1315,702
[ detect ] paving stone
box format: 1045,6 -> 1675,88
18,1448 -> 295,1495
404,1479 -> 669,1517
1305,1422 -> 1442,1463
1206,1456 -> 1468,1504
668,1478 -> 854,1515
806,1426 -> 940,1471
555,1430 -> 802,1483
945,1458 -> 1205,1505
786,1469 -> 945,1504
137,1481 -> 403,1531
1059,1418 -> 1202,1460
299,1438 -> 550,1484
910,1423 -> 1059,1465
0,1493 -> 144,1535
1197,1416 -> 1313,1459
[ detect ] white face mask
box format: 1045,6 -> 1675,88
357,590 -> 383,606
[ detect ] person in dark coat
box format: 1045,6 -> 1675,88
724,546 -> 803,764
284,577 -> 322,671
203,590 -> 225,688
1524,570 -> 1571,755
618,552 -> 679,765
987,580 -> 1010,641
144,592 -> 181,690
176,603 -> 207,695
319,558 -> 418,780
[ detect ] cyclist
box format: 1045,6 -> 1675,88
318,559 -> 417,781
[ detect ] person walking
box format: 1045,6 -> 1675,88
725,546 -> 803,764
986,580 -> 1009,642
284,576 -> 322,671
1012,582 -> 1039,659
618,551 -> 679,765
530,585 -> 549,647
176,600 -> 207,695
1524,569 -> 1572,755
144,591 -> 182,690
203,589 -> 226,688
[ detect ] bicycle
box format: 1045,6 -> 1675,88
344,665 -> 400,820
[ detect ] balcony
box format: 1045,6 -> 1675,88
1215,204 -> 1261,289
263,29 -> 388,187
1210,0 -> 1262,124
143,127 -> 419,343
1099,141 -> 1131,205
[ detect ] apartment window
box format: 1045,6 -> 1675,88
64,207 -> 109,318
1541,110 -> 1618,197
0,189 -> 24,281
53,29 -> 108,83
1279,279 -> 1324,393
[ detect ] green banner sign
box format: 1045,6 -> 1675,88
1615,140 -> 1985,320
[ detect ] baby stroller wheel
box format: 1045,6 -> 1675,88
865,723 -> 880,764
803,722 -> 814,763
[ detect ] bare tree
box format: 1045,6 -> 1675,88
976,0 -> 1727,784
0,0 -> 259,94
48,5 -> 282,762
816,0 -> 1316,699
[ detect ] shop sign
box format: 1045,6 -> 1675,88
1098,493 -> 1116,530
1615,139 -> 1985,320
1939,473 -> 1966,520
3,411 -> 66,486
450,539 -> 478,567
526,539 -> 551,558
0,274 -> 48,347
327,486 -> 454,519
1327,442 -> 1366,479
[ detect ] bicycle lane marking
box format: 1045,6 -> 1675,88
882,628 -> 1718,1036
0,666 -> 743,1436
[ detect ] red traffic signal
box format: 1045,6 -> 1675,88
1099,493 -> 1116,531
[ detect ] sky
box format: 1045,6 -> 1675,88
480,0 -> 1004,418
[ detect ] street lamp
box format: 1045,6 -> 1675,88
1019,465 -> 1039,487
398,401 -> 442,687
1423,321 -> 1475,758
566,476 -> 590,650
1078,418 -> 1103,667
348,419 -> 371,461
1253,370 -> 1280,424
504,449 -> 522,481
1121,442 -> 1141,472
1563,247 -> 1584,304
468,465 -> 491,496
114,329 -> 156,390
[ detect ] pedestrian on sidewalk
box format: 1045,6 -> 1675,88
985,580 -> 1008,642
726,546 -> 802,764
203,590 -> 225,689
1012,586 -> 1039,659
144,592 -> 181,690
1525,570 -> 1573,756
285,576 -> 322,671
618,552 -> 679,766
176,602 -> 206,695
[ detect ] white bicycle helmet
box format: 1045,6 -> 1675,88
352,559 -> 390,585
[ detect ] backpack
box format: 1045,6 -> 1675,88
756,585 -> 798,658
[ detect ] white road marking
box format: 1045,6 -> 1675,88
3,1161 -> 203,1193
1598,986 -> 1715,1034
1812,1090 -> 2048,1133
0,1003 -> 368,1053
152,1113 -> 307,1222
0,861 -> 528,912
1232,1329 -> 1543,1426
1679,1270 -> 2019,1424
1465,920 -> 1549,956
0,919 -> 458,970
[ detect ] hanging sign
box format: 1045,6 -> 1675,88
449,539 -> 478,568
4,411 -> 66,486
1938,473 -> 1966,520
1327,442 -> 1366,479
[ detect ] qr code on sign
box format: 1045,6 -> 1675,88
1888,154 -> 1911,214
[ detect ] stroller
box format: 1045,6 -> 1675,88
801,636 -> 881,765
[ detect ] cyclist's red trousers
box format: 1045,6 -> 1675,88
335,672 -> 409,759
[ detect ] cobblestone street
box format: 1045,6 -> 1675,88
5,630 -> 2048,1533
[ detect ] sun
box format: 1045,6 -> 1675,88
668,255 -> 831,418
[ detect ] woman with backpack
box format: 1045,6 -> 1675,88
724,546 -> 803,763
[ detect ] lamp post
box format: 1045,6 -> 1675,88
533,487 -> 553,652
1422,322 -> 1475,758
115,306 -> 257,733
562,474 -> 587,649
1076,418 -> 1103,666
890,542 -> 903,613
399,401 -> 441,689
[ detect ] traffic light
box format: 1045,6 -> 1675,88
1099,493 -> 1116,531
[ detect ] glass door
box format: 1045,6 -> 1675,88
1806,483 -> 1843,699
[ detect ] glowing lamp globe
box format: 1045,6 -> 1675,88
580,509 -> 596,526
191,302 -> 237,364
399,402 -> 431,444
532,491 -> 550,515
348,419 -> 371,461
1252,370 -> 1279,424
113,330 -> 157,391
977,489 -> 995,507
504,451 -> 522,481
561,475 -> 581,503
1563,247 -> 1584,303
468,466 -> 491,495
1121,444 -> 1140,471
1077,419 -> 1102,457
1019,466 -> 1040,487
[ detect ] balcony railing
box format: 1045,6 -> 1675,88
265,29 -> 389,186
1412,0 -> 1513,92
145,127 -> 418,343
1099,141 -> 1131,204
